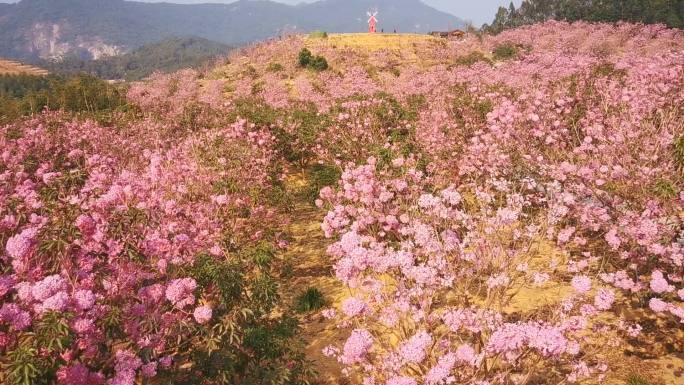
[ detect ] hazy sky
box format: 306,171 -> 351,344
0,0 -> 523,25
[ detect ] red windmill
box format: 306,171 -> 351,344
367,10 -> 378,33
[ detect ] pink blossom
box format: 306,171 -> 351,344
111,350 -> 142,385
557,227 -> 576,244
571,275 -> 592,294
604,228 -> 621,250
37,291 -> 70,313
193,305 -> 212,324
165,278 -> 197,309
455,344 -> 478,366
0,275 -> 14,297
340,329 -> 373,364
140,362 -> 158,378
0,303 -> 31,330
56,363 -> 104,385
32,274 -> 68,302
341,297 -> 367,317
593,289 -> 615,310
487,273 -> 510,289
424,352 -> 456,384
75,214 -> 96,237
387,377 -> 417,385
5,227 -> 39,271
649,298 -> 668,312
649,271 -> 673,294
399,331 -> 432,364
73,289 -> 96,311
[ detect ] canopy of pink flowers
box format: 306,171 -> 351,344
1,21 -> 683,385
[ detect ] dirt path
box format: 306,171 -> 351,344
279,191 -> 347,384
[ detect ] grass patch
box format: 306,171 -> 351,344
454,51 -> 492,67
626,373 -> 650,385
294,287 -> 327,313
593,62 -> 628,78
492,42 -> 522,61
652,179 -> 678,199
266,62 -> 284,72
674,134 -> 684,170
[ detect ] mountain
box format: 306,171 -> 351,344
39,37 -> 231,80
0,0 -> 465,60
42,37 -> 231,81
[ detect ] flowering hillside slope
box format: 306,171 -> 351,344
1,22 -> 684,385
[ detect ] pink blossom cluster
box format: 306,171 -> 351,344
319,160 -> 623,383
308,22 -> 683,384
1,72 -> 280,382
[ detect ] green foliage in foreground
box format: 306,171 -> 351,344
168,252 -> 315,385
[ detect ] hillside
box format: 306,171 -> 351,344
0,0 -> 465,60
1,24 -> 684,385
42,37 -> 231,81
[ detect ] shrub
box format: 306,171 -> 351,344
308,30 -> 328,39
298,48 -> 313,67
298,48 -> 328,71
308,55 -> 329,71
272,105 -> 330,166
0,75 -> 310,384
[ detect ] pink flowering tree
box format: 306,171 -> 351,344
0,76 -> 312,384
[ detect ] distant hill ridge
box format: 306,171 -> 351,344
0,0 -> 466,60
42,36 -> 232,81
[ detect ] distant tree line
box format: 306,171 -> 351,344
0,74 -> 128,124
484,0 -> 683,33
